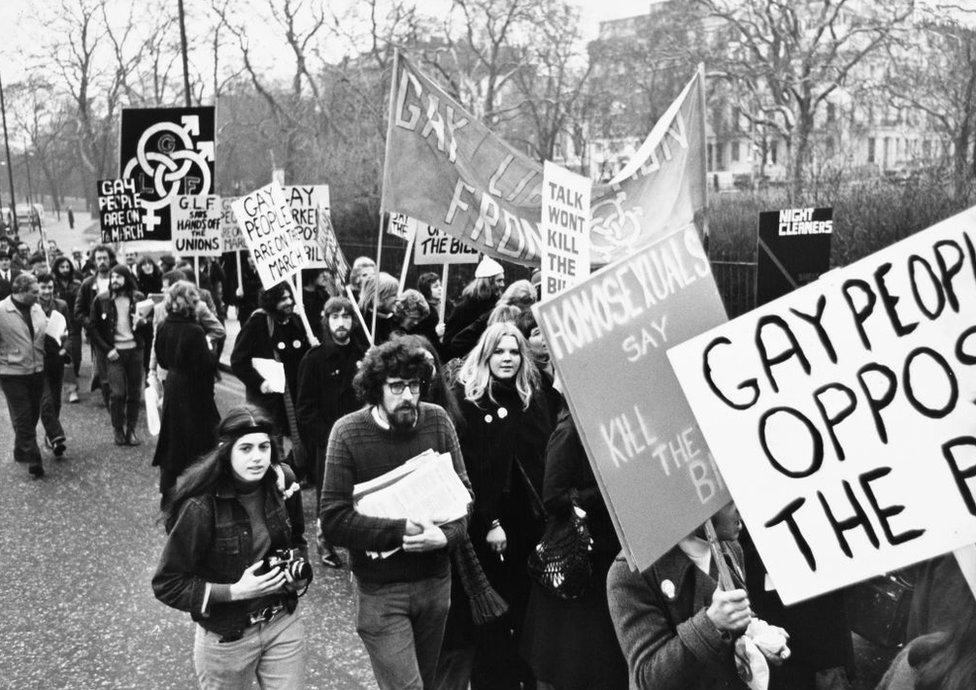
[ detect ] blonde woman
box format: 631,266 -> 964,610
152,280 -> 220,506
451,322 -> 554,689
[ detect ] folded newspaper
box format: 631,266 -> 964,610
354,449 -> 470,558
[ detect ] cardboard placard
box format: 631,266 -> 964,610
220,197 -> 246,252
119,106 -> 215,241
668,205 -> 976,605
232,184 -> 308,288
97,178 -> 145,243
757,207 -> 833,306
387,212 -> 414,240
413,222 -> 479,265
541,161 -> 592,297
172,195 -> 223,256
282,185 -> 331,268
534,225 -> 731,571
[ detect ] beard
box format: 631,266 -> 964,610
389,401 -> 418,430
331,327 -> 350,344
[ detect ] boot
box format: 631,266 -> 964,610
110,398 -> 127,445
114,428 -> 127,446
125,399 -> 142,446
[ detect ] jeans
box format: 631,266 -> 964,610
106,347 -> 143,431
91,343 -> 109,404
356,572 -> 452,690
0,373 -> 44,467
40,359 -> 65,444
193,608 -> 306,689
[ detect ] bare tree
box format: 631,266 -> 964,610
697,0 -> 915,198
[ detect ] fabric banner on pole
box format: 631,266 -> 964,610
172,195 -> 223,256
316,207 -> 350,280
97,178 -> 145,243
119,106 -> 215,242
283,185 -> 331,268
668,205 -> 976,605
232,184 -> 308,288
533,224 -> 731,572
381,55 -> 705,268
541,161 -> 591,297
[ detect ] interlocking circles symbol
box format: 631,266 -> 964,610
121,115 -> 214,231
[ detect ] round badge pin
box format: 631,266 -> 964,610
484,414 -> 493,424
661,579 -> 676,600
293,339 -> 301,349
497,407 -> 508,419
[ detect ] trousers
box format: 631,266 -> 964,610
106,347 -> 143,431
356,572 -> 452,690
40,358 -> 65,444
0,372 -> 44,467
193,608 -> 306,689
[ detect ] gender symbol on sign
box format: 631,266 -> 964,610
121,114 -> 214,232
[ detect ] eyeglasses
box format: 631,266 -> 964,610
385,379 -> 423,395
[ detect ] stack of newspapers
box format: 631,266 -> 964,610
354,449 -> 471,558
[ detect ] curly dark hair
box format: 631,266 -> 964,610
354,339 -> 433,405
259,281 -> 294,313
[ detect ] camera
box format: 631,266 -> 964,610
260,548 -> 313,583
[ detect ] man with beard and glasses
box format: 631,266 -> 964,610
320,339 -> 472,690
296,295 -> 367,568
230,281 -> 310,460
75,244 -> 116,406
89,264 -> 152,445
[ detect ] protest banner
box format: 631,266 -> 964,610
757,207 -> 833,306
220,197 -> 246,252
119,106 -> 215,242
413,222 -> 479,265
387,212 -> 415,240
172,195 -> 222,257
232,184 -> 308,288
533,225 -> 730,571
282,185 -> 331,268
541,161 -> 592,297
97,178 -> 144,243
382,54 -> 705,267
316,206 -> 350,279
668,205 -> 976,605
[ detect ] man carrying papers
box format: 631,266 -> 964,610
320,339 -> 472,690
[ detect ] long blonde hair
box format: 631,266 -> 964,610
458,322 -> 538,410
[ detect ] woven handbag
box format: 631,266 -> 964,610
526,490 -> 594,600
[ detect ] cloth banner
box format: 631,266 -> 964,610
533,225 -> 730,571
316,206 -> 350,279
381,54 -> 705,268
668,205 -> 976,605
119,106 -> 215,242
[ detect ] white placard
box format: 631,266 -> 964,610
413,222 -> 479,265
387,212 -> 415,240
541,161 -> 591,297
220,197 -> 246,253
668,205 -> 976,605
282,185 -> 331,268
232,184 -> 308,288
172,195 -> 223,257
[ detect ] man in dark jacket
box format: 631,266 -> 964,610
89,264 -> 152,445
0,251 -> 21,300
296,295 -> 366,567
230,281 -> 310,457
36,272 -> 70,456
74,244 -> 115,405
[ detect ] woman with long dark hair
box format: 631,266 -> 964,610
153,405 -> 309,688
151,280 -> 221,506
454,322 -> 553,689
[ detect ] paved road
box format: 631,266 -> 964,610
0,351 -> 376,689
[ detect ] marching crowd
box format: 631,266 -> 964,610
2,230 -> 975,690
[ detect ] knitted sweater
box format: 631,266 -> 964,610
320,402 -> 471,583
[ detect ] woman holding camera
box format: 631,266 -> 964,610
153,405 -> 310,689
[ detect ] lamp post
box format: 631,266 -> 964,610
0,73 -> 17,235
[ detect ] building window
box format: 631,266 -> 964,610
731,141 -> 740,163
770,140 -> 778,165
868,137 -> 876,164
716,142 -> 725,171
827,103 -> 836,122
884,137 -> 890,167
707,143 -> 713,172
922,139 -> 931,158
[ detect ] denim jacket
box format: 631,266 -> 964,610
152,468 -> 307,638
